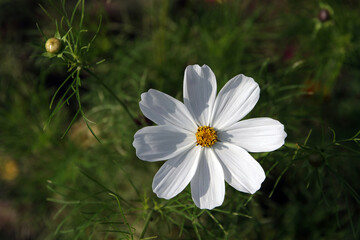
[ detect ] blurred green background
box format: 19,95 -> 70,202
0,0 -> 360,239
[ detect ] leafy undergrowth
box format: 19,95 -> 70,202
0,0 -> 359,239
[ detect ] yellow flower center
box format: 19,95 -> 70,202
195,126 -> 217,147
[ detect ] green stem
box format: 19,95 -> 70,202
192,218 -> 202,240
108,193 -> 133,239
205,210 -> 228,239
84,68 -> 137,124
140,209 -> 153,239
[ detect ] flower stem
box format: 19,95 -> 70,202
140,209 -> 153,239
192,218 -> 202,240
84,68 -> 136,125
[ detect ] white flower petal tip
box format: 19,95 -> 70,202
218,118 -> 287,153
139,89 -> 197,132
211,74 -> 260,129
183,64 -> 217,126
152,147 -> 201,199
191,149 -> 225,210
213,143 -> 265,194
134,64 -> 286,209
133,125 -> 195,162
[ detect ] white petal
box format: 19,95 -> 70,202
133,125 -> 195,162
152,147 -> 201,199
140,89 -> 197,132
183,64 -> 217,126
191,148 -> 225,209
213,142 -> 265,194
210,74 -> 260,129
218,118 -> 287,153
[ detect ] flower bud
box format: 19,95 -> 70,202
318,9 -> 330,22
45,37 -> 62,54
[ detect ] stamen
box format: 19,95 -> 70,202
195,126 -> 217,147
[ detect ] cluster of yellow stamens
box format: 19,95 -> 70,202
195,126 -> 217,147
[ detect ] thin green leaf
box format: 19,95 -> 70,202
109,193 -> 133,239
61,108 -> 80,139
205,210 -> 228,238
38,3 -> 54,20
36,22 -> 47,41
45,84 -> 76,129
70,0 -> 82,24
304,129 -> 313,146
96,59 -> 106,65
49,70 -> 76,109
46,198 -> 81,205
86,15 -> 102,53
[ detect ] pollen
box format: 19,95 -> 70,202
195,126 -> 217,147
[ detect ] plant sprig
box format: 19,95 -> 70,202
38,0 -> 135,140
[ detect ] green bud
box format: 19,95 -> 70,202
45,37 -> 62,54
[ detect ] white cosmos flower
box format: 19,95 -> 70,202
133,64 -> 287,210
